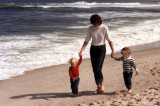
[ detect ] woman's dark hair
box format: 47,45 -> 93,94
90,14 -> 102,25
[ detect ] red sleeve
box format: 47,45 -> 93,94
77,55 -> 82,66
69,67 -> 74,78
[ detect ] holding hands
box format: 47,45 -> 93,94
78,51 -> 82,57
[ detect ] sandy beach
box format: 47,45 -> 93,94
0,0 -> 160,106
0,44 -> 160,106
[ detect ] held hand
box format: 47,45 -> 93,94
111,51 -> 115,58
78,51 -> 82,56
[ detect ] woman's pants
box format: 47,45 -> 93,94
70,77 -> 80,94
123,72 -> 133,90
90,45 -> 106,85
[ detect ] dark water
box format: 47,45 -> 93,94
0,0 -> 160,3
0,0 -> 160,35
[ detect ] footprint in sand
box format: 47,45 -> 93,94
155,62 -> 158,64
150,67 -> 160,75
114,90 -> 126,95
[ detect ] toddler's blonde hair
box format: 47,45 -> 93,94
121,47 -> 131,55
70,58 -> 77,64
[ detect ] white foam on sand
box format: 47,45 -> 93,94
0,19 -> 160,80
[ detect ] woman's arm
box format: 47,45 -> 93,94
79,41 -> 88,56
109,41 -> 115,58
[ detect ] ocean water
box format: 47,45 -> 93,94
0,0 -> 160,80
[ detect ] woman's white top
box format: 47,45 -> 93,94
85,24 -> 112,46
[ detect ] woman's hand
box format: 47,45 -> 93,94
111,50 -> 115,58
78,51 -> 82,56
109,41 -> 114,58
78,41 -> 88,56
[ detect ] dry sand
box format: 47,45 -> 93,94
0,46 -> 160,106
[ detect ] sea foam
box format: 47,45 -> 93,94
20,2 -> 160,9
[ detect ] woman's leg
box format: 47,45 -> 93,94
90,46 -> 99,85
90,45 -> 106,85
90,45 -> 106,93
96,45 -> 106,85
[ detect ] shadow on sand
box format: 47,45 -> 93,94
10,91 -> 116,100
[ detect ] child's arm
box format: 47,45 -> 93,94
114,57 -> 123,61
131,59 -> 139,76
77,55 -> 82,66
69,68 -> 74,79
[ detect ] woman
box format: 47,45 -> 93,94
79,14 -> 114,94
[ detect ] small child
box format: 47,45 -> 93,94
113,47 -> 138,94
69,54 -> 82,97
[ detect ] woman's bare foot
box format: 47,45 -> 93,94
93,84 -> 104,94
126,89 -> 132,94
72,94 -> 77,97
92,85 -> 101,94
92,89 -> 98,94
98,90 -> 104,94
98,84 -> 104,94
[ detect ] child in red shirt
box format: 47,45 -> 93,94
69,54 -> 82,97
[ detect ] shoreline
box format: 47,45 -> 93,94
129,40 -> 160,52
0,44 -> 159,105
0,40 -> 160,81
